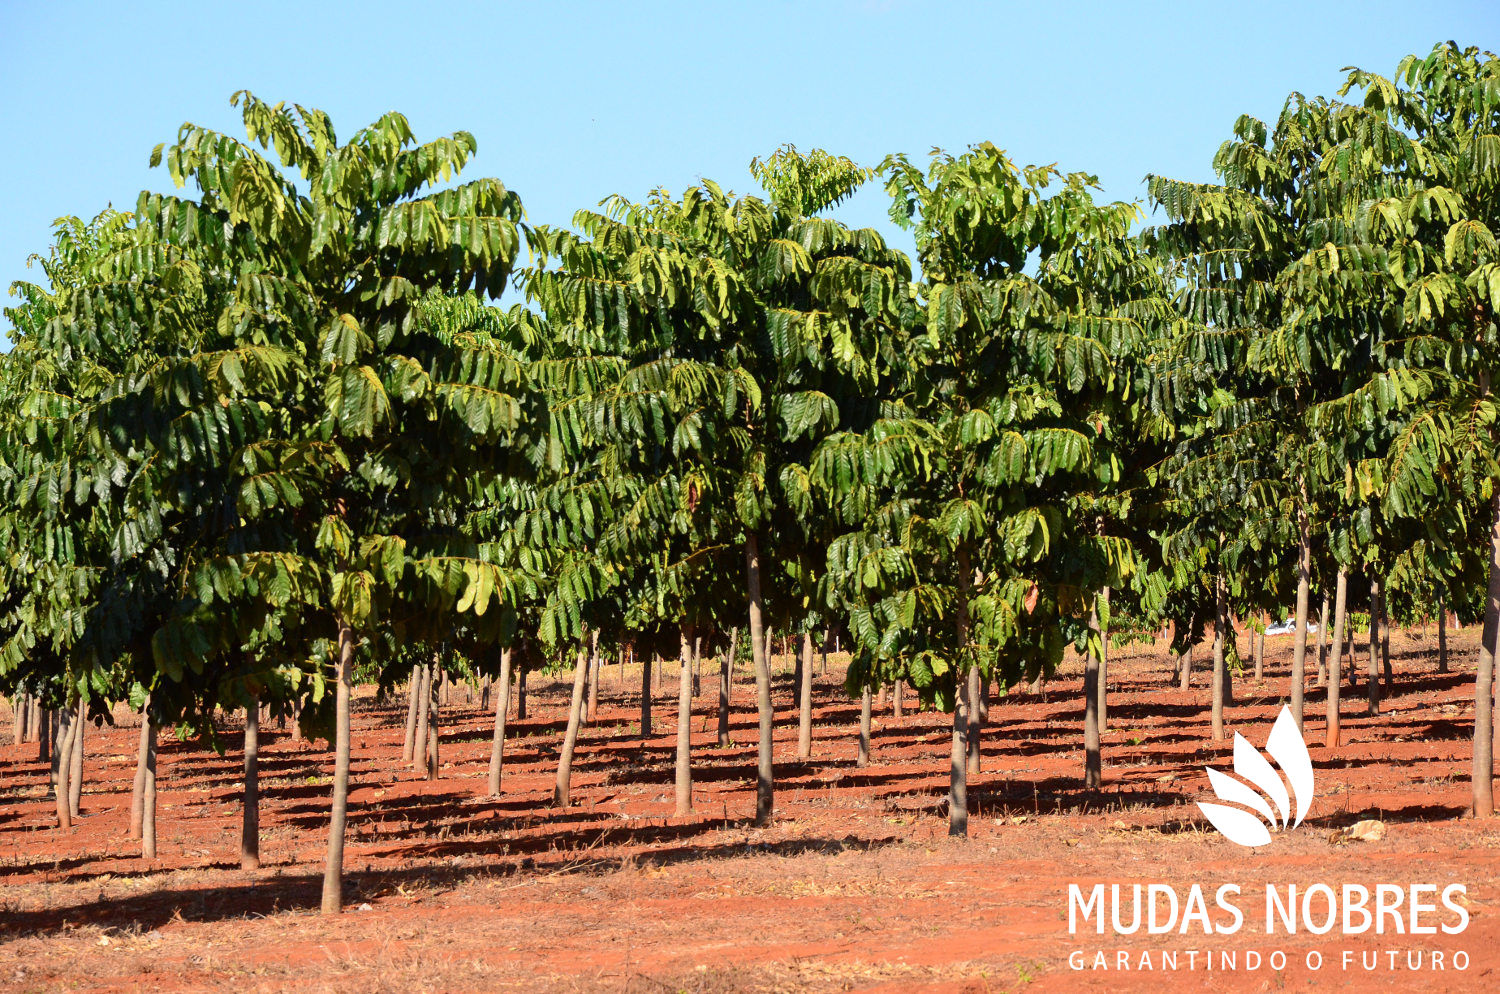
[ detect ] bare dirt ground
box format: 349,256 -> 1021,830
2,628 -> 1498,992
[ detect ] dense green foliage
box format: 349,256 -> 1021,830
4,42 -> 1500,898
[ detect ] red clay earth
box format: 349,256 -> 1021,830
2,628 -> 1497,992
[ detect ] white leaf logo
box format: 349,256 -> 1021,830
1196,705 -> 1313,847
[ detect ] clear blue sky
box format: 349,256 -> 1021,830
3,1 -> 1496,343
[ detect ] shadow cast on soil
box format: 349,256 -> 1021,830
0,831 -> 898,938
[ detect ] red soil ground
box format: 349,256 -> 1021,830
2,628 -> 1498,992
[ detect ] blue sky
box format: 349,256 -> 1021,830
3,1 -> 1496,342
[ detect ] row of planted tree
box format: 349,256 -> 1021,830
2,42 -> 1498,914
0,598 -> 1448,863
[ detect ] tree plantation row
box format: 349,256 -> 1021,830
3,42 -> 1498,915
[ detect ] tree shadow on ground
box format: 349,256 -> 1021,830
0,831 -> 899,938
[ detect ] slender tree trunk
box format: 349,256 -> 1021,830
1473,491 -> 1500,817
1368,576 -> 1383,716
1438,595 -> 1449,673
797,632 -> 814,760
692,631 -> 702,698
1097,585 -> 1110,732
37,707 -> 50,764
878,683 -> 888,710
821,629 -> 829,677
1254,621 -> 1265,682
1381,580 -> 1393,693
1327,570 -> 1348,747
290,696 -> 303,743
717,627 -> 737,747
52,704 -> 72,801
320,622 -> 355,914
675,624 -> 695,815
964,531 -> 986,767
69,698 -> 84,818
49,708 -> 61,790
517,666 -> 528,719
1179,644 -> 1192,691
413,662 -> 431,772
487,647 -> 513,796
1085,595 -> 1103,788
128,703 -> 150,839
1212,573 -> 1228,741
587,630 -> 600,723
10,693 -> 23,745
640,652 -> 653,738
1316,593 -> 1330,687
1291,507 -> 1312,730
1352,598 -> 1365,688
1224,614 -> 1235,706
426,656 -> 441,781
746,532 -> 774,826
402,668 -> 420,762
141,712 -> 157,859
949,688 -> 969,837
554,647 -> 590,807
242,697 -> 260,870
792,643 -> 803,711
53,703 -> 74,829
951,544 -> 973,835
858,683 -> 872,768
893,679 -> 904,718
